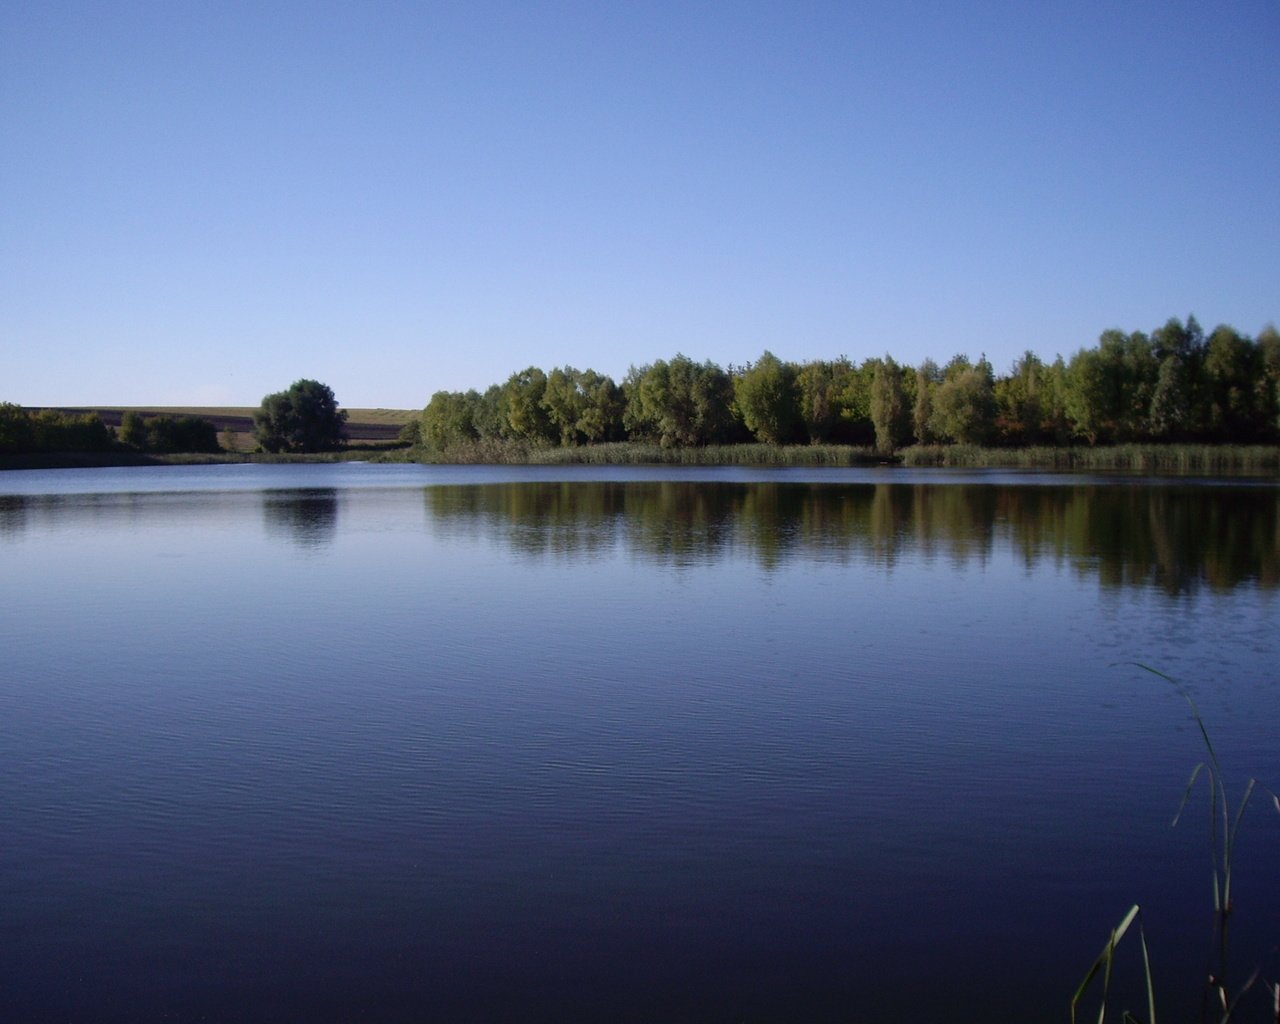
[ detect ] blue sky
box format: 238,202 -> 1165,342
3,1 -> 1277,409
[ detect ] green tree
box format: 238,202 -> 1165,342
733,351 -> 801,444
796,357 -> 862,443
994,351 -> 1048,445
912,360 -> 940,444
26,409 -> 114,452
623,355 -> 738,446
869,355 -> 909,454
472,384 -> 510,441
930,356 -> 996,445
421,390 -> 480,449
140,415 -> 219,453
503,367 -> 556,443
1202,324 -> 1264,441
539,367 -> 624,446
542,367 -> 623,446
253,379 -> 348,453
0,403 -> 35,453
120,411 -> 148,448
1064,330 -> 1158,443
1258,324 -> 1280,436
1149,354 -> 1193,440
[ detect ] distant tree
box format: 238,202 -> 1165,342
1149,354 -> 1193,440
930,356 -> 996,445
993,352 -> 1046,445
420,390 -> 480,449
869,355 -> 910,453
145,415 -> 220,453
792,357 -> 875,444
396,419 -> 421,447
574,369 -> 625,443
1064,330 -> 1158,443
469,384 -> 508,440
120,411 -> 148,448
623,355 -> 738,446
541,367 -> 624,445
26,409 -> 114,452
734,351 -> 802,444
0,403 -> 35,453
1202,324 -> 1265,441
502,367 -> 556,443
1259,324 -> 1280,435
912,360 -> 940,444
253,379 -> 348,453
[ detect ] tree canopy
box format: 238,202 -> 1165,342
253,379 -> 348,453
407,313 -> 1278,454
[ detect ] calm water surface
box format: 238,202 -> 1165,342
1,464 -> 1277,1023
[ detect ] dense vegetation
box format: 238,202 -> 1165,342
0,404 -> 223,460
0,404 -> 116,455
119,411 -> 221,454
253,379 -> 348,453
417,316 -> 1280,457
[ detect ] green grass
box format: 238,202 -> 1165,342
900,444 -> 1280,474
415,440 -> 1280,472
416,440 -> 891,466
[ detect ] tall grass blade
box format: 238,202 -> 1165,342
1071,905 -> 1152,1024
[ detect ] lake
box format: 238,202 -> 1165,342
1,463 -> 1276,1023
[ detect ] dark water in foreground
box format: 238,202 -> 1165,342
1,464 -> 1277,1023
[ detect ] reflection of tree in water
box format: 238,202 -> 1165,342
263,489 -> 339,549
421,480 -> 1278,592
0,495 -> 26,541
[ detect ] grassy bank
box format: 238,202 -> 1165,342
413,439 -> 1280,473
416,440 -> 891,466
899,443 -> 1280,473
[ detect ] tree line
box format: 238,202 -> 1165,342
0,380 -> 349,457
419,316 -> 1280,453
0,404 -> 223,456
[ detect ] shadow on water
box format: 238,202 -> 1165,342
423,480 -> 1280,593
262,489 -> 340,549
0,494 -> 26,540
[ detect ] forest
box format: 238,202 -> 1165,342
3,315 -> 1277,461
417,316 -> 1280,455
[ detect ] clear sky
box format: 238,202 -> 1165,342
3,1 -> 1277,409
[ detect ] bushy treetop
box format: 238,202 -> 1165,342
253,379 -> 348,453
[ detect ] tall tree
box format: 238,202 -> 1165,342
623,355 -> 737,446
572,369 -> 625,443
539,367 -> 622,445
796,357 -> 861,443
502,367 -> 555,443
253,379 -> 348,452
869,355 -> 909,454
734,351 -> 801,444
120,411 -> 148,448
930,356 -> 996,444
1258,324 -> 1280,436
1202,325 -> 1264,440
541,367 -> 590,446
421,390 -> 480,449
994,351 -> 1046,444
0,402 -> 35,453
912,360 -> 940,445
1149,355 -> 1192,440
